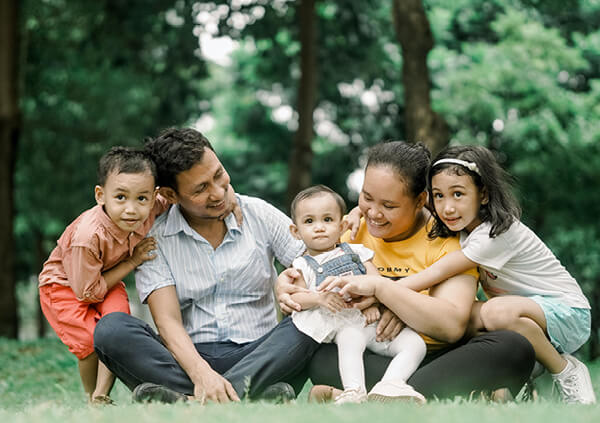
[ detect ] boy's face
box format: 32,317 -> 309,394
290,193 -> 344,256
95,170 -> 156,232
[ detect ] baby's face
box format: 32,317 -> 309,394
293,194 -> 343,255
95,170 -> 156,232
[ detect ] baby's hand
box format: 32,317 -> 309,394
319,291 -> 347,313
131,237 -> 157,266
362,305 -> 381,325
341,206 -> 363,241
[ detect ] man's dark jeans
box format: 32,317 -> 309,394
94,312 -> 319,399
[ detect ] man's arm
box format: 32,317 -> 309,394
146,286 -> 239,403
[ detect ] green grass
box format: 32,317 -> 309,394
1,337 -> 599,423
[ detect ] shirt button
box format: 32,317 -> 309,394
317,267 -> 323,273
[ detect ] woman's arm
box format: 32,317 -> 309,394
374,273 -> 477,343
398,250 -> 477,292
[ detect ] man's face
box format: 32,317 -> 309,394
171,149 -> 232,221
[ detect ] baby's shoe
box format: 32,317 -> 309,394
334,387 -> 367,404
367,379 -> 426,404
552,354 -> 596,404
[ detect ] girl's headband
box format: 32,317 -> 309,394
433,158 -> 480,176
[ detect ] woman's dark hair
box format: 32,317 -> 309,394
428,145 -> 521,239
290,184 -> 346,224
144,127 -> 214,191
97,146 -> 157,186
366,141 -> 432,198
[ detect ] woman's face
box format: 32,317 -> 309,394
358,165 -> 426,242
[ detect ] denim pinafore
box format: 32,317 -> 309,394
302,242 -> 366,287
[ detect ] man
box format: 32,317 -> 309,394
94,128 -> 318,403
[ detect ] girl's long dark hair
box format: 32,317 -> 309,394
428,145 -> 521,239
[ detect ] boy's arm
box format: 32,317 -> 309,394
102,237 -> 158,290
398,250 -> 477,292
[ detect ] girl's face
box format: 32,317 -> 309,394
358,165 -> 426,242
431,170 -> 487,233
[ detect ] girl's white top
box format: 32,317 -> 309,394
460,221 -> 589,309
291,244 -> 374,343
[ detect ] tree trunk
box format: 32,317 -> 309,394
392,0 -> 448,156
286,0 -> 317,210
0,0 -> 20,338
35,231 -> 47,337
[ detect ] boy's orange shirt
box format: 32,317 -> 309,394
39,197 -> 169,303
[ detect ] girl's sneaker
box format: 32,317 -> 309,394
552,354 -> 596,404
334,388 -> 367,404
367,379 -> 426,404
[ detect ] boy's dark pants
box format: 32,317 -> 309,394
94,312 -> 319,398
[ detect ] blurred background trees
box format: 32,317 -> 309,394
3,0 -> 599,356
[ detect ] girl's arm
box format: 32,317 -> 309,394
399,249 -> 477,292
290,272 -> 347,313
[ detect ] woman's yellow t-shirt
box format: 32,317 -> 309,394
341,217 -> 478,350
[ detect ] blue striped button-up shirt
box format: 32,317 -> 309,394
135,194 -> 305,344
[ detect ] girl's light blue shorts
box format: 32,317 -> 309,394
530,295 -> 591,354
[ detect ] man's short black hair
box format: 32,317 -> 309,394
144,127 -> 214,191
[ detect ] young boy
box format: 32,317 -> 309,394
287,185 -> 426,404
38,147 -> 168,405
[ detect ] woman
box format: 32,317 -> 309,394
278,141 -> 535,401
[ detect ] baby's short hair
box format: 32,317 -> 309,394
290,185 -> 346,223
97,146 -> 157,186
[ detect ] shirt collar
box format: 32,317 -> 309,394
163,204 -> 242,239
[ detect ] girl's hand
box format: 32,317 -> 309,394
317,274 -> 378,298
341,206 -> 363,241
362,305 -> 381,325
350,295 -> 377,311
275,268 -> 309,314
131,237 -> 157,266
319,292 -> 347,313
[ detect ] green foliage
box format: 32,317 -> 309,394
16,0 -> 208,282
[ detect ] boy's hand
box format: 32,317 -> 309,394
341,206 -> 363,241
131,237 -> 157,266
361,305 -> 381,325
219,184 -> 243,226
319,291 -> 347,313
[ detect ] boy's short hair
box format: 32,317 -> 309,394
97,146 -> 157,186
290,185 -> 347,223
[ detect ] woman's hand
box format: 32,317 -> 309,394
275,268 -> 310,314
317,274 -> 378,298
341,206 -> 363,241
376,307 -> 405,342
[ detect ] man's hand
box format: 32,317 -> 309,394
275,268 -> 309,314
318,291 -> 348,313
192,366 -> 240,404
376,307 -> 404,342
